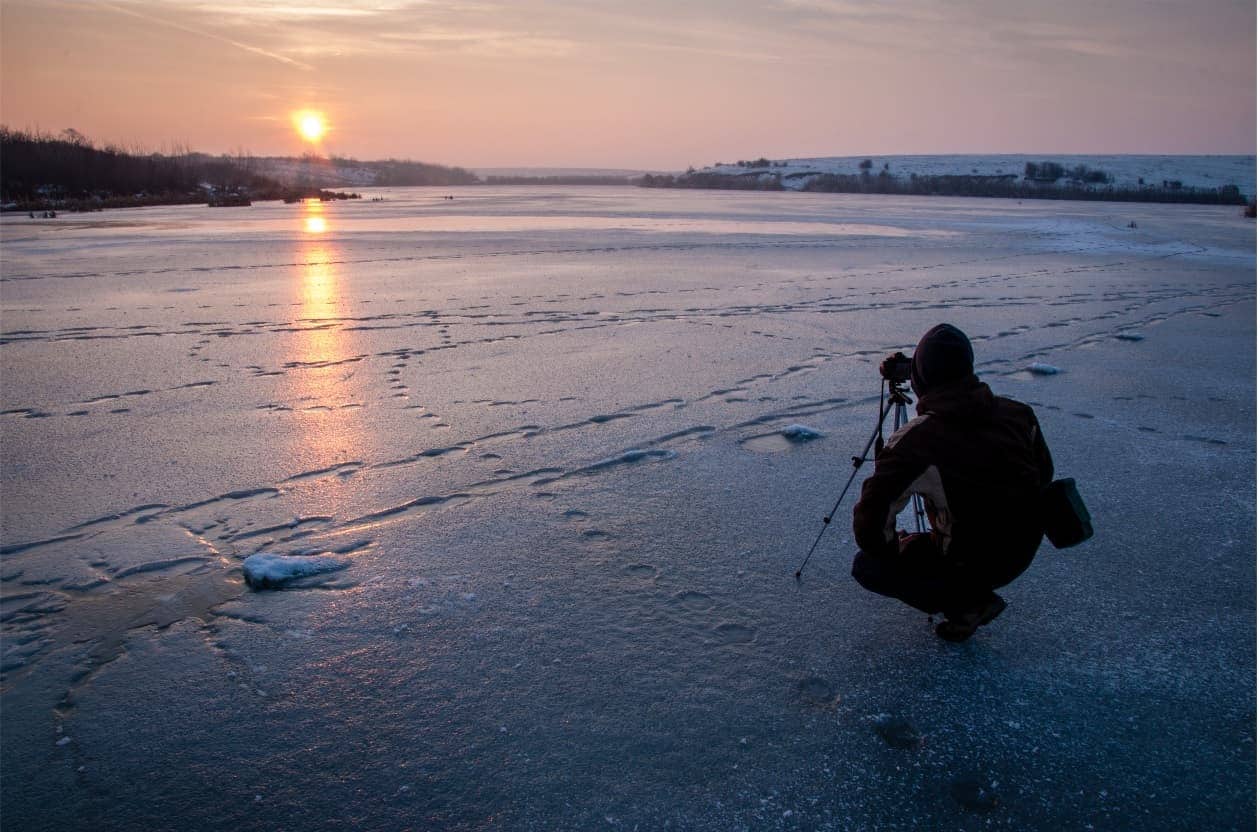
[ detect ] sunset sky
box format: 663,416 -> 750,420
1,0 -> 1255,169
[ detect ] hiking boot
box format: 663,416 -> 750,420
935,594 -> 1007,643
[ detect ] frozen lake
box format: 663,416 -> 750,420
1,187 -> 1255,829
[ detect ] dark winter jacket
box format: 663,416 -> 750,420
853,374 -> 1054,580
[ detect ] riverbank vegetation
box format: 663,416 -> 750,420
639,161 -> 1248,206
1,128 -> 358,211
345,157 -> 478,186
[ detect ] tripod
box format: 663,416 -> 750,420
794,377 -> 927,579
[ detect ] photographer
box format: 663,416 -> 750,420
851,324 -> 1054,642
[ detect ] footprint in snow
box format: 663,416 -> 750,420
713,622 -> 756,644
673,590 -> 714,611
873,714 -> 924,750
795,676 -> 840,708
950,773 -> 999,812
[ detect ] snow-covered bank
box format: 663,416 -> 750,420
664,154 -> 1257,202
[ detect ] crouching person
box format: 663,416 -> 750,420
852,324 -> 1054,642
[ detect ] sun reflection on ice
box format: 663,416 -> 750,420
295,248 -> 344,381
298,202 -> 338,366
289,214 -> 368,476
302,199 -> 329,236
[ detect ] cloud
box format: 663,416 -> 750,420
776,0 -> 947,25
128,1 -> 574,61
375,28 -> 577,59
146,0 -> 411,20
772,0 -> 1142,62
100,1 -> 315,69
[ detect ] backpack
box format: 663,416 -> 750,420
1041,478 -> 1093,549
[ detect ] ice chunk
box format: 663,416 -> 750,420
595,448 -> 675,468
780,424 -> 825,443
741,424 -> 826,452
242,553 -> 349,590
1026,362 -> 1061,375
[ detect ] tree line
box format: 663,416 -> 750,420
0,127 -> 280,205
357,158 -> 478,186
639,168 -> 1248,206
0,128 -> 474,210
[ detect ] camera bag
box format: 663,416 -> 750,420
1041,478 -> 1093,549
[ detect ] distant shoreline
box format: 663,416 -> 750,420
639,154 -> 1254,207
0,127 -> 453,214
4,180 -> 1253,215
1,189 -> 361,214
638,174 -> 1250,207
3,126 -> 1253,212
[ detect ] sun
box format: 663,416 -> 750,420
293,110 -> 327,143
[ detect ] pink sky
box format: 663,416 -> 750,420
1,0 -> 1254,169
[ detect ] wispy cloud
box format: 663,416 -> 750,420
772,0 -> 1137,62
143,0 -> 413,20
988,20 -> 1136,60
776,0 -> 948,25
100,1 -> 315,69
374,28 -> 577,59
128,1 -> 573,61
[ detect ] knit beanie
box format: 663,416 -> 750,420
911,323 -> 974,395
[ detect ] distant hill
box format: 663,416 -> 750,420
247,155 -> 477,188
474,167 -> 654,179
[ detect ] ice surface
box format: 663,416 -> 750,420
241,553 -> 348,589
0,187 -> 1253,830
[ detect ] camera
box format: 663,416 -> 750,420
879,351 -> 913,383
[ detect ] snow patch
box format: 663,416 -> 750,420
599,448 -> 676,467
242,553 -> 349,589
780,424 -> 825,443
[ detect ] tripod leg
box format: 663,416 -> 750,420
794,382 -> 897,579
893,403 -> 929,534
912,494 -> 928,534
